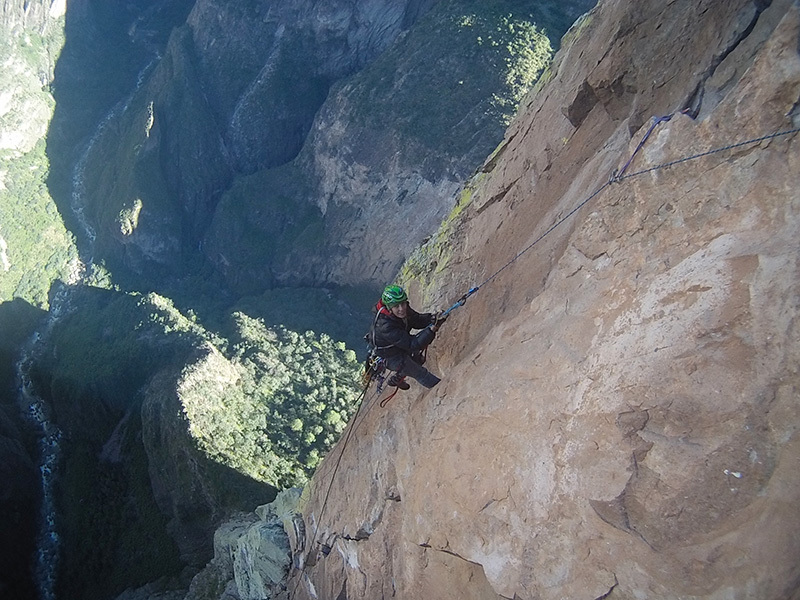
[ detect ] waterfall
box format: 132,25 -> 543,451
16,284 -> 74,600
20,54 -> 160,600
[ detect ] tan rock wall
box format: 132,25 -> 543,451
291,1 -> 800,599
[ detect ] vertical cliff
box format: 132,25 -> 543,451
0,0 -> 63,153
0,0 -> 65,31
202,0 -> 595,291
73,0 -> 596,294
288,0 -> 800,598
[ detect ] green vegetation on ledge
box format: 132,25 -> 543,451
341,0 -> 556,153
0,140 -> 78,308
36,283 -> 363,596
37,285 -> 362,489
184,312 -> 361,488
398,174 -> 482,304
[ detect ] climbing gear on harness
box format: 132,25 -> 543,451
381,285 -> 408,308
364,303 -> 392,361
363,354 -> 387,391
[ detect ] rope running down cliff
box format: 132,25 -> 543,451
440,121 -> 800,317
288,377 -> 381,597
289,120 -> 798,598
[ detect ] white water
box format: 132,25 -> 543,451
16,284 -> 74,600
19,54 -> 160,600
70,55 -> 160,250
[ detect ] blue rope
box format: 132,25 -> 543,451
612,113 -> 676,181
614,126 -> 800,181
441,286 -> 479,316
439,124 -> 799,316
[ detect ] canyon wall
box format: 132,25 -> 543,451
74,0 -> 594,292
288,1 -> 800,598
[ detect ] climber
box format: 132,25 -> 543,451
369,285 -> 446,390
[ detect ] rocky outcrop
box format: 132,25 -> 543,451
141,344 -> 277,567
0,0 -> 81,308
0,0 -> 64,155
204,0 -> 596,292
186,0 -> 439,175
81,0 -> 442,275
207,0 -> 606,293
288,0 -> 800,598
191,489 -> 300,600
114,489 -> 301,600
0,0 -> 65,34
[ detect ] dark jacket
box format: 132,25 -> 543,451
371,301 -> 435,360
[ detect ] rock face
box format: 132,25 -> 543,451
185,0 -> 438,175
0,406 -> 38,600
196,490 -> 299,600
0,0 -> 65,34
201,0 -> 594,291
0,0 -> 64,155
79,0 -> 595,292
288,0 -> 800,598
115,489 -> 301,600
141,344 -> 277,567
82,0 -> 443,275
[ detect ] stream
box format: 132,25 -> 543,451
16,53 -> 159,600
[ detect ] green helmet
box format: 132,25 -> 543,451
381,285 -> 408,307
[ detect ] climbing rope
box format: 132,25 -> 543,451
612,124 -> 800,182
438,121 -> 800,316
612,113 -> 677,181
289,120 -> 799,597
438,180 -> 612,315
288,375 -> 378,597
289,338 -> 432,592
379,385 -> 401,408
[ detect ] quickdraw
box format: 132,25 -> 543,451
441,286 -> 479,318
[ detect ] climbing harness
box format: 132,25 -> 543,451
362,354 -> 387,389
364,298 -> 438,405
366,303 -> 395,351
364,352 -> 419,407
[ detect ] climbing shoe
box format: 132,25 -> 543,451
388,375 -> 410,390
